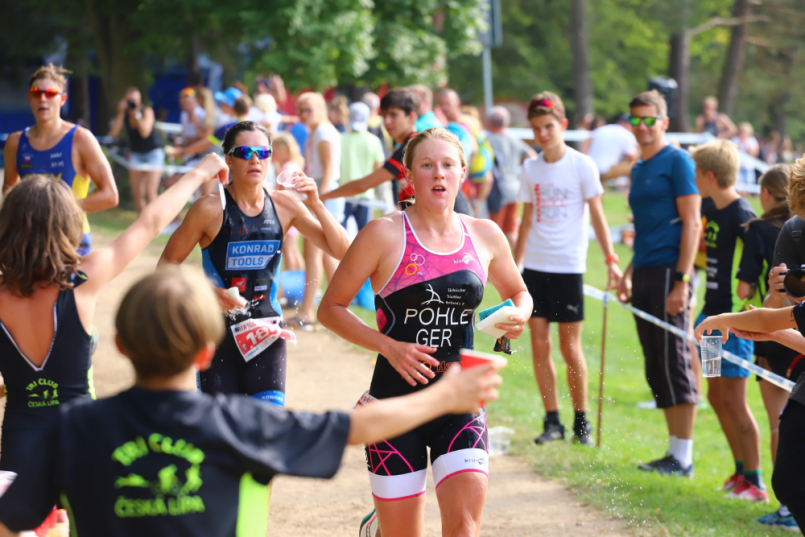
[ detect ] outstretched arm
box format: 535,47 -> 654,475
348,364 -> 502,445
320,167 -> 395,201
80,154 -> 227,297
695,306 -> 797,344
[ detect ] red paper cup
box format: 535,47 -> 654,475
459,349 -> 507,407
459,348 -> 508,370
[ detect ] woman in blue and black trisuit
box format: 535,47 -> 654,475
158,121 -> 349,407
0,153 -> 228,474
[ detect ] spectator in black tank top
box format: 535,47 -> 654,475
109,87 -> 164,214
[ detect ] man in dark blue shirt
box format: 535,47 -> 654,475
617,90 -> 702,477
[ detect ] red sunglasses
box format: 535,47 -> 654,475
29,88 -> 62,99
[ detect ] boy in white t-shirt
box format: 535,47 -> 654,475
514,92 -> 622,446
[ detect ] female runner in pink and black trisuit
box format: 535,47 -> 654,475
319,128 -> 532,537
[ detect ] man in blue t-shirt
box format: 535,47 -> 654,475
617,90 -> 702,478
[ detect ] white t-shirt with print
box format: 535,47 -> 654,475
518,147 -> 604,273
305,123 -> 341,190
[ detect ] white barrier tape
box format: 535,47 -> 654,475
105,146 -> 194,174
583,284 -> 796,392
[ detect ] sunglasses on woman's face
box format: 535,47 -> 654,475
227,146 -> 272,160
629,115 -> 664,127
29,88 -> 62,99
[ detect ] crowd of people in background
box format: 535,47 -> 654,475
7,62 -> 805,535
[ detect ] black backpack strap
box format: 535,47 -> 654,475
792,216 -> 805,243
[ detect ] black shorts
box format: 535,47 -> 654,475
365,408 -> 488,501
200,332 -> 287,408
755,341 -> 805,382
772,400 -> 805,527
631,263 -> 698,409
522,269 -> 584,323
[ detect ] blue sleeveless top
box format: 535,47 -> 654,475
16,125 -> 92,255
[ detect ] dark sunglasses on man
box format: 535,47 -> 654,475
629,115 -> 665,127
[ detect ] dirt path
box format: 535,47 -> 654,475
3,239 -> 629,536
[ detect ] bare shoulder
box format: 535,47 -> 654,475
360,211 -> 403,240
268,189 -> 301,211
463,215 -> 505,243
6,131 -> 21,147
189,192 -> 225,221
73,125 -> 102,148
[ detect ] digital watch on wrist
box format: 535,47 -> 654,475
674,271 -> 691,283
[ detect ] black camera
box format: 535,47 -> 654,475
783,265 -> 805,298
127,99 -> 137,110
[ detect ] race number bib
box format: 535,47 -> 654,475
230,317 -> 297,362
353,390 -> 378,409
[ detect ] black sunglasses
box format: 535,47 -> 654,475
784,266 -> 805,298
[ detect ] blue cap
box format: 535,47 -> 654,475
214,87 -> 243,108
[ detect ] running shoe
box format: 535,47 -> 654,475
727,482 -> 769,502
358,509 -> 377,537
717,472 -> 744,492
572,421 -> 594,446
637,454 -> 673,472
534,422 -> 565,445
653,456 -> 694,478
757,509 -> 799,530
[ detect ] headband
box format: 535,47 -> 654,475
529,98 -> 556,111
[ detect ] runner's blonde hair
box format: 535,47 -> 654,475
29,63 -> 71,91
690,139 -> 740,189
403,128 -> 467,170
115,266 -> 224,378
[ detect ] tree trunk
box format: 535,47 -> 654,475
83,0 -> 146,134
188,35 -> 201,87
66,43 -> 91,129
717,0 -> 751,116
569,0 -> 592,127
667,31 -> 690,133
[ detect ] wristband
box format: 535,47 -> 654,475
605,253 -> 619,265
674,271 -> 691,283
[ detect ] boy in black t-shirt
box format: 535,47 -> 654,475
692,140 -> 766,500
0,267 -> 501,537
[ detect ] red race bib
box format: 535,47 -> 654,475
230,317 -> 297,362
